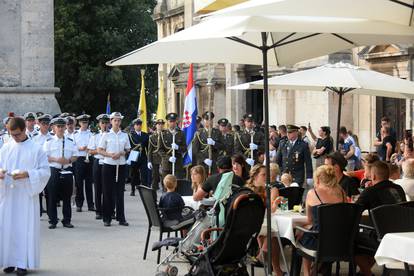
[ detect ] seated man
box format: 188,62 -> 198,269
193,156 -> 244,201
325,152 -> 360,199
355,160 -> 406,276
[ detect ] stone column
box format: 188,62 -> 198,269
0,0 -> 60,118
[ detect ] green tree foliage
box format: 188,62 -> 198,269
55,0 -> 158,124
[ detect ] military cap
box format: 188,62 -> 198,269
132,118 -> 142,125
23,112 -> 37,120
50,117 -> 67,126
155,119 -> 165,124
109,112 -> 124,119
60,112 -> 70,118
196,116 -> 202,124
76,114 -> 91,122
38,114 -> 52,123
202,111 -> 215,120
36,112 -> 44,117
166,113 -> 178,121
218,118 -> 229,126
286,124 -> 300,132
243,113 -> 254,122
96,114 -> 110,122
66,116 -> 75,124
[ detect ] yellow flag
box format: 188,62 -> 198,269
156,75 -> 166,121
138,69 -> 148,132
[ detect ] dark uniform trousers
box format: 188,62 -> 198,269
151,163 -> 161,191
131,159 -> 148,191
92,158 -> 103,216
47,167 -> 73,225
102,164 -> 126,223
74,157 -> 94,209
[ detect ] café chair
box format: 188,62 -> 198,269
295,203 -> 362,276
398,201 -> 414,208
137,185 -> 195,264
278,187 -> 304,210
370,204 -> 414,276
175,179 -> 193,196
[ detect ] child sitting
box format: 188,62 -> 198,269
159,174 -> 185,223
280,173 -> 299,187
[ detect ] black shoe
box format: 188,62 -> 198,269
62,223 -> 74,228
48,224 -> 56,229
95,214 -> 103,220
76,207 -> 82,212
56,202 -> 61,207
130,191 -> 135,196
88,207 -> 95,211
15,268 -> 27,276
3,267 -> 15,273
111,214 -> 116,219
119,221 -> 129,226
104,222 -> 111,227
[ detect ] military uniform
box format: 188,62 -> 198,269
24,112 -> 39,138
159,113 -> 186,179
234,114 -> 265,164
192,112 -> 224,173
147,119 -> 164,190
218,118 -> 234,157
276,125 -> 313,186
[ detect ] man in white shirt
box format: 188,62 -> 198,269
64,116 -> 77,140
88,114 -> 110,220
0,117 -> 50,275
43,118 -> 77,229
24,112 -> 38,139
98,112 -> 131,227
74,114 -> 94,212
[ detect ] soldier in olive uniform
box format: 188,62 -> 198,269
234,113 -> 265,167
192,111 -> 224,174
159,113 -> 186,179
218,118 -> 234,157
147,119 -> 164,190
276,125 -> 313,187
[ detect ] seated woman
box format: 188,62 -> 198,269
231,153 -> 249,183
190,165 -> 206,194
247,164 -> 283,276
298,165 -> 347,276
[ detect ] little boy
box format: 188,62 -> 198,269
280,173 -> 299,187
159,174 -> 185,222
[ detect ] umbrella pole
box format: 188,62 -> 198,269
261,32 -> 273,276
336,88 -> 343,150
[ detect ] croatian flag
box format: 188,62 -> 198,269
182,64 -> 198,166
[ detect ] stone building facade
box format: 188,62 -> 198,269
153,0 -> 414,152
0,0 -> 60,120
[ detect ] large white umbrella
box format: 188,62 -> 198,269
107,7 -> 414,274
229,62 -> 414,147
209,0 -> 414,26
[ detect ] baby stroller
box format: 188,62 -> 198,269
186,190 -> 265,276
154,172 -> 264,276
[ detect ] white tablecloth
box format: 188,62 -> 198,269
268,210 -> 308,246
375,232 -> 414,266
182,196 -> 201,210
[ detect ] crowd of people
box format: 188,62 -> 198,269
0,109 -> 413,275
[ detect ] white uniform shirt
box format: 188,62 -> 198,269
26,129 -> 38,139
65,129 -> 77,141
74,129 -> 92,157
88,131 -> 106,164
43,136 -> 77,169
32,131 -> 53,147
99,129 -> 131,165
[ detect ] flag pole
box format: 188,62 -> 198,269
206,64 -> 215,176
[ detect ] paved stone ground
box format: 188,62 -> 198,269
35,185 -> 381,276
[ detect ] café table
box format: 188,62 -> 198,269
375,232 -> 414,268
271,210 -> 308,246
182,196 -> 215,210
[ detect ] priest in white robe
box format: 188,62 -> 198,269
0,117 -> 50,275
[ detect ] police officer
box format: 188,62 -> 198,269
218,118 -> 234,157
64,116 -> 77,140
159,113 -> 186,180
128,118 -> 149,195
147,119 -> 164,191
24,112 -> 38,138
234,113 -> 265,166
276,125 -> 313,187
74,114 -> 94,212
98,112 -> 131,226
87,114 -> 110,220
43,117 -> 77,229
192,111 -> 224,174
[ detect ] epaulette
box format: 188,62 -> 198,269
50,132 -> 55,136
46,137 -> 53,142
67,138 -> 73,142
32,133 -> 39,137
74,130 -> 78,134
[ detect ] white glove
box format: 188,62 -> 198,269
169,156 -> 176,163
204,158 -> 213,167
249,143 -> 258,150
147,162 -> 153,170
306,178 -> 314,186
207,138 -> 215,146
171,143 -> 179,150
246,158 -> 255,167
